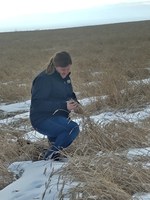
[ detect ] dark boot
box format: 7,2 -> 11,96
44,149 -> 68,162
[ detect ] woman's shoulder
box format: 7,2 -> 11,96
33,70 -> 53,84
37,70 -> 55,79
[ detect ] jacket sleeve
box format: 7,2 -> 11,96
72,92 -> 81,104
31,76 -> 67,113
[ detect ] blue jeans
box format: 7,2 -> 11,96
35,116 -> 80,151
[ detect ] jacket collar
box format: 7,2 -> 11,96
54,70 -> 71,80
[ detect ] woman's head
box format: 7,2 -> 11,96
53,51 -> 72,67
47,51 -> 72,77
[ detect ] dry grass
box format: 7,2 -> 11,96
0,125 -> 49,188
0,20 -> 150,103
58,119 -> 150,199
60,154 -> 150,200
83,120 -> 149,151
0,20 -> 150,197
0,125 -> 49,161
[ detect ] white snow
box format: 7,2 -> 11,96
0,100 -> 30,113
91,105 -> 150,125
0,160 -> 71,200
127,147 -> 150,159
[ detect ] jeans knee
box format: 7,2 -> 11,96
70,124 -> 80,140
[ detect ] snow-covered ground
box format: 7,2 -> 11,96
1,161 -> 73,200
0,96 -> 150,199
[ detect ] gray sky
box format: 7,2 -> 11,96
0,0 -> 150,32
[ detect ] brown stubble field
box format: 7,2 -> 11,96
0,20 -> 150,198
0,20 -> 150,104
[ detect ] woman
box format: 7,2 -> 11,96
30,51 -> 80,161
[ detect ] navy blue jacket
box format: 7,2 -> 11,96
30,70 -> 77,127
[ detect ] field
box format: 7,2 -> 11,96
0,20 -> 150,199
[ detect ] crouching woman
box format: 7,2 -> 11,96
30,51 -> 80,161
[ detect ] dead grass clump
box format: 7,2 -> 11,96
68,119 -> 149,155
0,129 -> 22,189
82,99 -> 106,115
0,133 -> 21,162
16,137 -> 49,161
0,126 -> 49,189
125,82 -> 150,105
97,67 -> 150,110
61,154 -> 150,199
0,125 -> 49,161
97,68 -> 128,107
0,160 -> 14,190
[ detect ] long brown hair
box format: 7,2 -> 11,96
46,51 -> 72,74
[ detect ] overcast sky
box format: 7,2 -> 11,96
0,0 -> 150,32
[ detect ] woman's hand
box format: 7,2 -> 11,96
67,99 -> 78,111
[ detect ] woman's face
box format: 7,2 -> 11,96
55,65 -> 71,78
